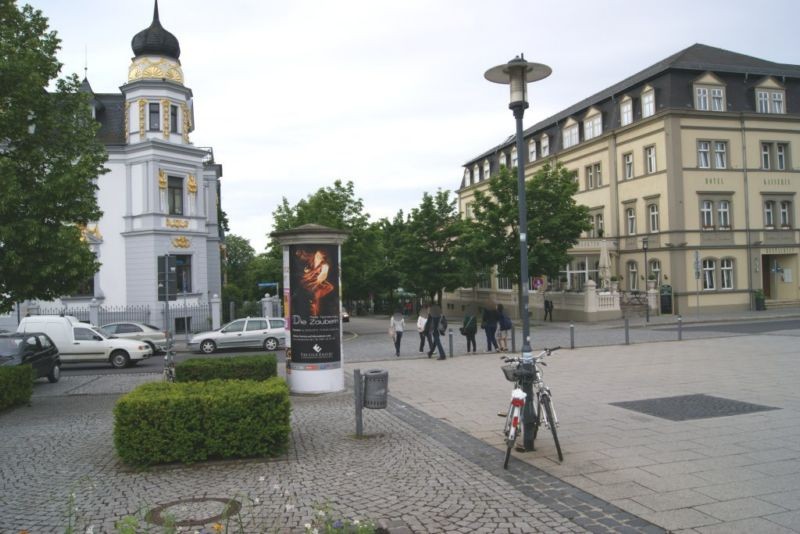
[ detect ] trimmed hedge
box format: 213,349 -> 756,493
176,354 -> 277,382
0,366 -> 35,411
113,377 -> 290,466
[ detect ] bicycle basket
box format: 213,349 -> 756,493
501,364 -> 519,382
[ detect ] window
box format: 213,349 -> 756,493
540,135 -> 549,156
718,200 -> 730,228
464,168 -> 472,186
714,141 -> 727,169
483,160 -> 491,179
698,141 -> 710,168
645,146 -> 656,174
711,88 -> 724,111
627,261 -> 638,291
473,164 -> 480,182
588,215 -> 595,238
642,90 -> 655,118
595,213 -> 604,236
695,87 -> 709,110
584,115 -> 602,140
511,147 -> 518,168
761,143 -> 771,169
701,200 -> 714,227
585,165 -> 594,189
563,124 -> 579,149
702,259 -> 716,290
648,203 -> 659,232
170,105 -> 178,133
695,86 -> 725,111
626,207 -> 636,235
780,201 -> 792,227
148,103 -> 160,131
777,144 -> 787,170
168,176 -> 183,215
756,89 -> 785,114
620,99 -> 633,126
117,323 -> 142,334
74,327 -> 99,341
528,139 -> 536,161
623,153 -> 633,179
246,319 -> 268,331
175,255 -> 192,293
721,258 -> 734,289
158,255 -> 176,301
497,276 -> 512,290
595,163 -> 602,186
477,273 -> 491,289
649,259 -> 661,284
222,320 -> 245,333
764,200 -> 775,227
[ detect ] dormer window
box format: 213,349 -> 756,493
540,135 -> 549,156
473,164 -> 480,182
693,73 -> 726,112
528,139 -> 536,162
562,121 -> 579,149
641,88 -> 655,118
620,98 -> 633,126
464,168 -> 472,186
484,160 -> 491,180
583,111 -> 602,140
511,147 -> 518,168
755,77 -> 786,114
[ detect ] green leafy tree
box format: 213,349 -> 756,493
223,234 -> 255,288
0,2 -> 107,312
466,163 -> 590,290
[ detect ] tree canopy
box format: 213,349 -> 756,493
0,2 -> 107,312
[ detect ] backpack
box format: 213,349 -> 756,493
500,313 -> 512,330
438,315 -> 448,334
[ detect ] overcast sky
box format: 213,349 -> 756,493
29,0 -> 798,252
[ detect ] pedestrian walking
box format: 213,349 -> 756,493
544,299 -> 554,322
425,304 -> 446,360
496,304 -> 511,352
417,306 -> 432,353
482,305 -> 499,352
389,310 -> 405,357
461,306 -> 478,353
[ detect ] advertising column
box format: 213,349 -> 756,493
271,225 -> 349,393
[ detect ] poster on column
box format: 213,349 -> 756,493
289,244 -> 341,367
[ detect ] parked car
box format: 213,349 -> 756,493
189,317 -> 286,354
0,332 -> 61,383
342,308 -> 350,322
100,322 -> 168,354
18,315 -> 151,369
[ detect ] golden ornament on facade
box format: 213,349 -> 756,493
159,169 -> 167,189
172,236 -> 191,248
161,99 -> 170,139
138,99 -> 146,138
187,174 -> 197,194
128,57 -> 184,84
124,101 -> 130,143
166,218 -> 189,229
181,102 -> 190,143
78,223 -> 102,242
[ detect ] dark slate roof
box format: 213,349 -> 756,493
464,44 -> 800,167
94,94 -> 125,145
131,0 -> 181,60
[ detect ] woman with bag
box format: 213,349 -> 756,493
461,307 -> 478,353
417,305 -> 432,353
389,309 -> 405,357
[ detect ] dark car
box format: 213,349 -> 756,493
0,332 -> 61,383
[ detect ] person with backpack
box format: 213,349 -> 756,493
416,305 -> 433,354
496,303 -> 511,352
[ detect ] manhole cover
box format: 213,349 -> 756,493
610,394 -> 779,421
147,497 -> 242,527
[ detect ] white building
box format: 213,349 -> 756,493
13,2 -> 224,332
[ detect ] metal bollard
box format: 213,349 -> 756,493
678,315 -> 682,341
624,317 -> 630,345
511,324 -> 516,353
354,369 -> 363,437
570,323 -> 575,349
448,328 -> 454,358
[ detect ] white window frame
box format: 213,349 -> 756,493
721,258 -> 734,289
771,91 -> 785,114
473,164 -> 480,182
528,139 -> 536,161
621,100 -> 633,126
761,143 -> 771,169
648,203 -> 659,233
702,259 -> 716,290
711,88 -> 724,111
649,259 -> 661,284
585,165 -> 594,189
594,163 -> 602,186
780,201 -> 791,227
695,87 -> 709,110
777,144 -> 786,170
540,135 -> 549,157
756,89 -> 786,114
511,147 -> 518,168
626,207 -> 636,235
714,141 -> 727,169
698,141 -> 711,168
623,153 -> 633,179
464,168 -> 471,186
718,200 -> 731,229
584,115 -> 602,140
484,160 -> 491,180
627,261 -> 638,291
562,124 -> 579,149
764,200 -> 775,227
701,200 -> 714,228
645,146 -> 656,174
596,213 -> 604,236
642,90 -> 655,118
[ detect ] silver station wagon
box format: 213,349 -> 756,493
188,317 -> 286,354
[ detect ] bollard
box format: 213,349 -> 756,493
448,328 -> 454,358
570,323 -> 575,349
678,314 -> 682,341
354,369 -> 363,437
511,324 -> 516,353
624,317 -> 630,345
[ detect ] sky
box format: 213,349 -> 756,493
27,0 -> 799,252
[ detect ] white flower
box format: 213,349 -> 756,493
285,504 -> 295,511
259,476 -> 265,482
85,527 -> 94,534
312,529 -> 319,534
253,497 -> 260,505
317,510 -> 325,517
353,519 -> 360,525
304,523 -> 311,529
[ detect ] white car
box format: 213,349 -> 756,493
189,317 -> 286,354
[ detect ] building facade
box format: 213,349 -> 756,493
13,2 -> 224,332
453,44 -> 800,319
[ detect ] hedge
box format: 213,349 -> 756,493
0,366 -> 35,411
113,377 -> 290,466
176,354 -> 277,382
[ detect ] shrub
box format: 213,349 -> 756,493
0,366 -> 35,411
113,377 -> 290,466
176,354 -> 277,382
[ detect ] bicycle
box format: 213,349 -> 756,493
163,343 -> 176,383
500,346 -> 562,468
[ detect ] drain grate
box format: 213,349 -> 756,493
147,497 -> 242,527
610,393 -> 779,421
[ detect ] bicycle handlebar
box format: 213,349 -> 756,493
501,346 -> 561,363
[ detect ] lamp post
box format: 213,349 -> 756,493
642,236 -> 649,322
485,54 -> 551,452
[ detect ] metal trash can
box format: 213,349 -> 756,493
362,369 -> 388,409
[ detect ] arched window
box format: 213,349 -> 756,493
649,259 -> 661,286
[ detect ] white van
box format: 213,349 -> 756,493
17,315 -> 152,368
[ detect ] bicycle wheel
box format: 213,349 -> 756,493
521,398 -> 537,451
503,405 -> 519,469
541,394 -> 563,462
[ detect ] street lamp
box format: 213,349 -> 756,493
642,236 -> 649,322
485,54 -> 551,452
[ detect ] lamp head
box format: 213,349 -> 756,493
485,54 -> 551,109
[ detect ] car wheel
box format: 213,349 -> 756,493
144,340 -> 156,354
263,337 -> 279,351
47,363 -> 61,383
110,350 -> 130,369
200,340 -> 217,354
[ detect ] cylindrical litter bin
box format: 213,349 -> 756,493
362,369 -> 388,409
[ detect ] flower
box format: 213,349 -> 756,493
304,524 -> 311,530
212,523 -> 224,533
259,476 -> 265,482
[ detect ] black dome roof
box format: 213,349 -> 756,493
131,0 -> 180,60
